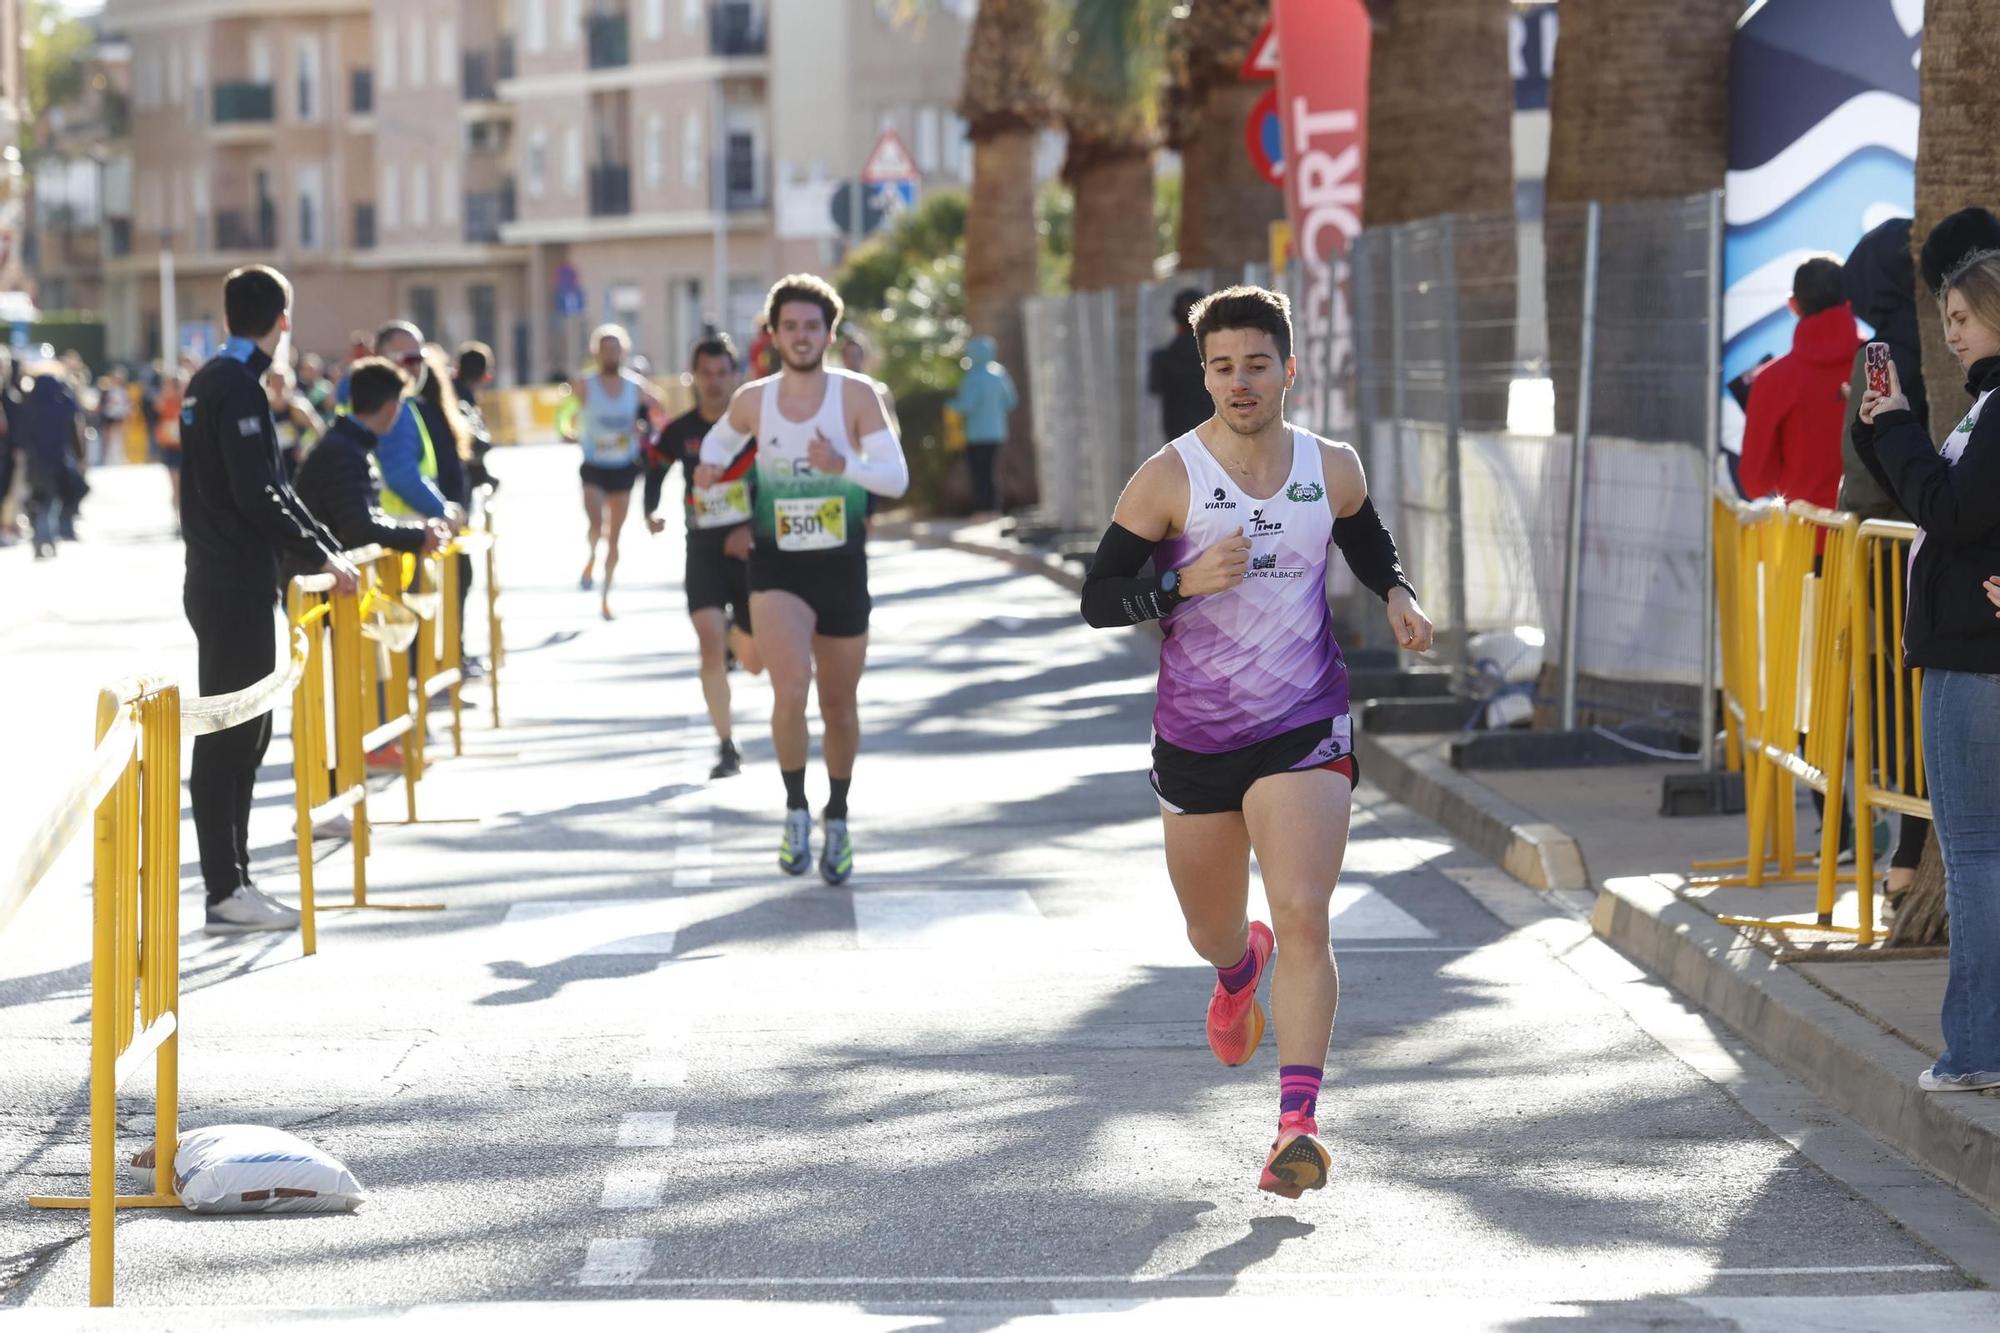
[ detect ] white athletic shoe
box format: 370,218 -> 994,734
204,886 -> 301,935
1918,1066 -> 2000,1092
778,808 -> 813,876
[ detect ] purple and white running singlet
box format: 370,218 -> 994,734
1153,428 -> 1350,753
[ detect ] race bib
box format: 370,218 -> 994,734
693,479 -> 752,529
775,495 -> 848,552
588,430 -> 631,464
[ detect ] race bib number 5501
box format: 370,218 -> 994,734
775,496 -> 848,551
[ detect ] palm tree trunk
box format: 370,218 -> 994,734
960,0 -> 1054,507
1169,0 -> 1280,273
965,128 -> 1046,506
1894,0 -> 2000,945
1543,0 -> 1739,439
1068,145 -> 1157,290
1362,0 -> 1516,431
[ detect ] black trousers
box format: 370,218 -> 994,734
967,442 -> 1000,513
184,584 -> 278,904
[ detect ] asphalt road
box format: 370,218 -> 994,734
2,446 -> 1997,1329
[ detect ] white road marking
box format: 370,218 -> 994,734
576,1238 -> 657,1286
617,1111 -> 679,1147
501,900 -> 676,958
629,1263 -> 1955,1290
850,889 -> 1043,950
670,837 -> 713,887
598,1170 -> 666,1209
631,1057 -> 689,1088
1326,882 -> 1437,940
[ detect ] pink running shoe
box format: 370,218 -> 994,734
1258,1109 -> 1331,1199
1205,921 -> 1274,1066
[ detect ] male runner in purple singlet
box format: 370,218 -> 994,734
1079,285 -> 1433,1197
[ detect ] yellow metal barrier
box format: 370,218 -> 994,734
23,682 -> 186,1305
1850,519 -> 1929,893
1716,503 -> 1871,941
13,622 -> 309,1305
475,488 -> 505,726
1691,498 -> 1803,884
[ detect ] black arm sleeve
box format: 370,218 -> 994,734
1080,521 -> 1179,628
642,453 -> 668,517
1332,497 -> 1415,602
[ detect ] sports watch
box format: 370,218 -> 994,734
1159,568 -> 1184,607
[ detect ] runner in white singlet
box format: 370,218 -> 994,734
1078,285 -> 1434,1198
695,274 -> 909,884
562,324 -> 667,620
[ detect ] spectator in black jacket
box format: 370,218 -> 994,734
1146,288 -> 1210,443
180,265 -> 357,936
292,358 -> 445,559
1854,246 -> 2000,1094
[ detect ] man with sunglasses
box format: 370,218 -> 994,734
370,321 -> 466,532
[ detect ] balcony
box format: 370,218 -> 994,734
587,13 -> 630,70
351,68 -> 374,115
353,203 -> 376,251
589,163 -> 631,218
464,182 -> 517,243
710,2 -> 767,56
213,82 -> 275,124
216,205 -> 276,252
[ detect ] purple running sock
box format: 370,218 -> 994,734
1217,940 -> 1260,994
1280,1065 -> 1323,1118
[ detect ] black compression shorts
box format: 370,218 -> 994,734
1150,714 -> 1358,815
686,533 -> 752,633
748,550 -> 870,638
579,461 -> 639,493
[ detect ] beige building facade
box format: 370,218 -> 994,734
98,0 -> 978,380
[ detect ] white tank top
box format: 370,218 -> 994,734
750,368 -> 874,557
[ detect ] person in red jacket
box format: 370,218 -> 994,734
1740,257 -> 1861,507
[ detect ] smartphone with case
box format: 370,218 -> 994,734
1865,342 -> 1891,396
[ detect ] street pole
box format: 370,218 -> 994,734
1698,188 -> 1723,770
710,78 -> 727,336
1439,215 -> 1469,676
159,241 -> 177,364
1558,200 -> 1602,733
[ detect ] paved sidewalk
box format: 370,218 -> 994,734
1355,732 -> 2000,1216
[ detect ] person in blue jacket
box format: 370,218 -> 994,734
947,335 -> 1018,522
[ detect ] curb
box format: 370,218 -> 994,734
1591,874 -> 2000,1217
1351,731 -> 1590,891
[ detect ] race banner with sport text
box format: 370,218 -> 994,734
1274,0 -> 1371,435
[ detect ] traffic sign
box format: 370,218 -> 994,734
554,263 -> 586,317
870,179 -> 917,222
861,129 -> 919,185
1246,84 -> 1283,186
1240,21 -> 1279,81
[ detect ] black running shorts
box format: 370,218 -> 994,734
1150,713 -> 1358,816
748,550 -> 870,638
579,461 -> 640,493
686,531 -> 752,633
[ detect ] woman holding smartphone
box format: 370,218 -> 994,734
1854,248 -> 2000,1093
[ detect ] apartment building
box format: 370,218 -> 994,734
96,0 -> 980,379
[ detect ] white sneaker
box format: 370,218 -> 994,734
204,886 -> 301,935
1918,1066 -> 2000,1092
